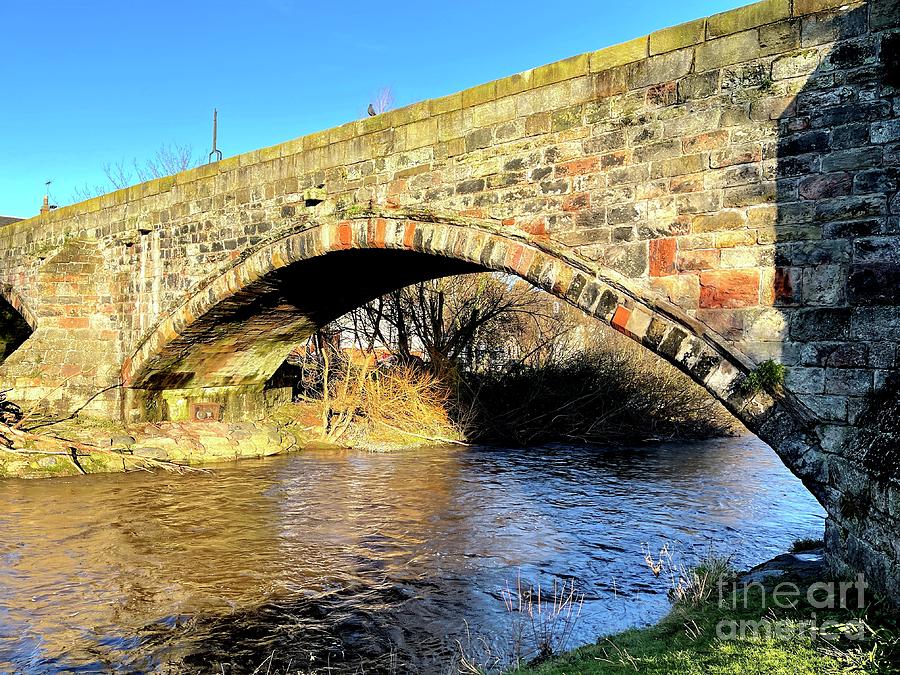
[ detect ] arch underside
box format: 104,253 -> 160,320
133,248 -> 483,391
125,216 -> 825,497
0,290 -> 33,365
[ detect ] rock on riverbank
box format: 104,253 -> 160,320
0,417 -> 313,479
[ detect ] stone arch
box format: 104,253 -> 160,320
124,214 -> 827,496
0,283 -> 38,332
0,284 -> 37,365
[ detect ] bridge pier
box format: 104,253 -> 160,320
125,383 -> 293,424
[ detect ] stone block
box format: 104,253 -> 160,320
707,0 -> 791,38
854,169 -> 899,195
678,248 -> 720,271
868,343 -> 897,369
651,154 -> 705,179
816,195 -> 887,222
650,18 -> 706,55
590,37 -> 649,72
826,343 -> 869,368
798,172 -> 852,200
749,95 -> 797,121
870,0 -> 900,30
676,191 -> 722,214
133,447 -> 168,460
683,130 -> 730,153
721,245 -> 772,268
744,307 -> 789,341
695,30 -> 762,72
597,241 -> 648,277
871,120 -> 900,145
465,128 -> 493,152
699,269 -> 761,308
831,123 -> 870,150
801,264 -> 846,305
772,49 -> 820,79
711,145 -> 762,168
825,367 -> 873,396
650,274 -> 700,308
848,264 -> 900,305
593,67 -> 628,98
785,366 -> 826,393
717,230 -> 758,248
626,48 -> 694,89
801,6 -> 867,48
649,238 -> 677,276
725,182 -> 778,208
822,147 -> 884,173
677,71 -> 720,102
791,307 -> 853,341
778,130 -> 831,157
852,307 -> 900,341
805,394 -> 849,422
758,19 -> 801,55
461,81 -> 497,108
794,0 -> 854,14
854,237 -> 900,265
533,53 -> 590,88
633,140 -> 682,163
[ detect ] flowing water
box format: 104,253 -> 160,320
0,435 -> 825,673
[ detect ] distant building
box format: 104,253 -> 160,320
0,216 -> 22,227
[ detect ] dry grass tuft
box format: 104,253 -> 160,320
303,349 -> 464,448
455,575 -> 584,673
642,542 -> 735,607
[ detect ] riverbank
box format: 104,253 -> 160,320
0,399 -> 452,479
0,414 -> 312,478
514,547 -> 899,675
0,336 -> 742,479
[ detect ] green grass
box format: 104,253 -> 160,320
513,572 -> 899,675
738,359 -> 786,395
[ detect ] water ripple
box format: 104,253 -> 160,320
0,435 -> 824,673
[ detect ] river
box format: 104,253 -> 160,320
0,435 -> 825,673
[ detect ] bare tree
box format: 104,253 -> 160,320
71,142 -> 201,202
339,273 -> 574,372
369,86 -> 394,115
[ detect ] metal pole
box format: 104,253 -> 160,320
209,108 -> 222,163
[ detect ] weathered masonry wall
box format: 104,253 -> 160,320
0,0 -> 897,598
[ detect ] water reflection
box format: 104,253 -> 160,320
0,436 -> 825,673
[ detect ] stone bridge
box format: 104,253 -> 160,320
0,0 -> 897,597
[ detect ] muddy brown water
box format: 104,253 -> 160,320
0,436 -> 825,673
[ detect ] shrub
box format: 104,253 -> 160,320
461,332 -> 736,446
738,359 -> 786,394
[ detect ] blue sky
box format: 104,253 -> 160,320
1,0 -> 746,218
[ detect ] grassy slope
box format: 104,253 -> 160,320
517,580 -> 896,675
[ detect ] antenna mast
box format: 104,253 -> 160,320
208,108 -> 222,163
41,180 -> 56,214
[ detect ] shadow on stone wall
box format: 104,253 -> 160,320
773,1 -> 899,596
0,295 -> 31,363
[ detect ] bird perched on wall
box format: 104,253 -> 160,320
367,103 -> 376,117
